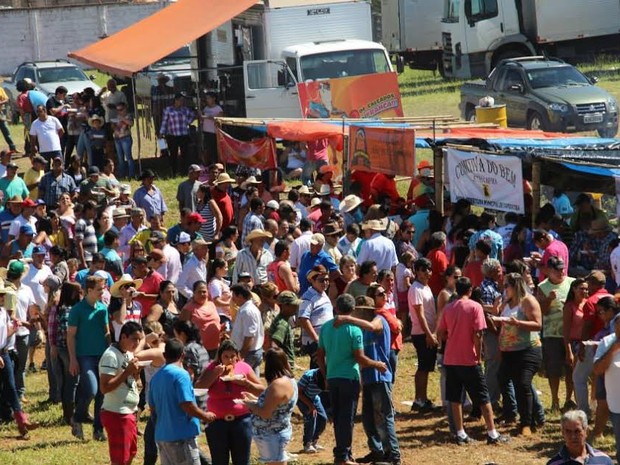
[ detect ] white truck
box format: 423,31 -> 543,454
378,0 -> 444,73
215,0 -> 400,118
441,0 -> 620,79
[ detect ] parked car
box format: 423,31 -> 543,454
460,57 -> 618,138
3,60 -> 101,122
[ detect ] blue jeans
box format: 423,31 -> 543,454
0,351 -> 22,413
573,346 -> 594,416
254,426 -> 292,462
610,411 -> 620,464
330,378 -> 360,462
74,355 -> 103,432
361,382 -> 401,462
46,341 -> 61,402
483,331 -> 501,405
114,136 -> 135,178
14,334 -> 28,398
0,119 -> 16,151
500,346 -> 542,427
297,394 -> 327,444
205,415 -> 252,465
55,348 -> 78,410
244,349 -> 263,378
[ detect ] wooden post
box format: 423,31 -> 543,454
532,160 -> 541,227
434,146 -> 444,215
132,76 -> 142,174
342,134 -> 350,196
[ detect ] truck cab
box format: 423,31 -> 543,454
243,39 -> 392,118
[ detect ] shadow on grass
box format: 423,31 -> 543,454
8,438 -> 81,452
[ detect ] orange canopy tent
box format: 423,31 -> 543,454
68,0 -> 256,76
266,120 -> 345,150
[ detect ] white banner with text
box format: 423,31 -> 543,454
446,148 -> 524,213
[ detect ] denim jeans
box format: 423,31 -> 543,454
330,378 -> 360,462
573,346 -> 594,416
46,341 -> 61,402
55,348 -> 78,415
297,395 -> 328,444
483,331 -> 501,405
144,412 -> 158,465
0,119 -> 16,151
114,136 -> 135,178
361,382 -> 401,462
77,132 -> 91,164
74,355 -> 103,432
14,334 -> 28,398
244,349 -> 263,378
205,415 -> 252,465
389,349 -> 399,379
610,411 -> 620,464
500,346 -> 542,427
0,351 -> 22,413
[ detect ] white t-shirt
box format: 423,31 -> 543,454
8,214 -> 37,238
611,245 -> 620,287
395,263 -> 413,294
201,105 -> 223,133
231,300 -> 264,352
30,116 -> 63,153
15,284 -> 36,337
22,264 -> 52,311
208,278 -> 231,317
407,280 -> 436,336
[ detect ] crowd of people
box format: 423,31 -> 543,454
2,95 -> 620,465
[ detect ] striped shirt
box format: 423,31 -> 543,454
297,368 -> 323,399
546,444 -> 612,464
75,218 -> 97,262
241,212 -> 264,245
197,202 -> 217,241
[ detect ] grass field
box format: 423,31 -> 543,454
1,64 -> 620,464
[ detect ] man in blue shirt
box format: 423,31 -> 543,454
133,169 -> 168,221
149,338 -> 215,465
298,233 -> 340,295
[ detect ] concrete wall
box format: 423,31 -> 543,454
0,1 -> 170,74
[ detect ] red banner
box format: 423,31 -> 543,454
216,128 -> 277,169
349,125 -> 415,177
298,72 -> 403,119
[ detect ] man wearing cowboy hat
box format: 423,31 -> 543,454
119,208 -> 146,258
29,105 -> 64,166
109,274 -> 144,341
177,164 -> 202,211
0,161 -> 28,208
159,92 -> 197,176
133,169 -> 168,221
177,238 -> 210,301
292,185 -> 313,219
298,233 -> 340,295
340,194 -> 363,228
110,208 -> 130,235
358,219 -> 398,274
8,197 -> 37,241
212,172 -> 235,229
0,195 -> 23,243
241,197 -> 265,245
323,222 -> 343,264
234,230 -> 274,285
150,73 -> 174,135
38,156 -> 77,209
85,114 -> 106,168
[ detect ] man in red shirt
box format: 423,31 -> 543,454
437,276 -> 507,445
463,240 -> 491,288
211,172 -> 235,229
426,231 -> 449,295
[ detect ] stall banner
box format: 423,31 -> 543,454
216,128 -> 277,170
298,72 -> 403,119
446,148 -> 524,213
348,125 -> 415,177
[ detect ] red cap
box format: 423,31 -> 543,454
414,194 -> 434,209
21,198 -> 37,208
187,212 -> 205,224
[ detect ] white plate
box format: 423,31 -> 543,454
220,374 -> 244,382
138,360 -> 152,367
582,340 -> 600,346
194,388 -> 209,396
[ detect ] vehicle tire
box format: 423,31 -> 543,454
465,106 -> 476,122
527,111 -> 546,131
597,127 -> 618,138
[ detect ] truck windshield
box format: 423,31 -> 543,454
299,49 -> 390,81
443,0 -> 460,22
526,66 -> 591,89
155,46 -> 192,66
37,67 -> 89,84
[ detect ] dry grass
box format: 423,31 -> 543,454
1,343 -> 617,465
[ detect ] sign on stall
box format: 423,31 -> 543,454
446,148 -> 524,213
348,125 -> 415,176
216,128 -> 277,170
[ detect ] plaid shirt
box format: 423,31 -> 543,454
160,106 -> 196,136
480,278 -> 501,306
38,171 -> 77,208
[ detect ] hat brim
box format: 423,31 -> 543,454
342,199 -> 362,213
245,232 -> 271,244
110,278 -> 144,298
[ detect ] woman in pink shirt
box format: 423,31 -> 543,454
179,281 -> 222,359
563,278 -> 588,367
195,340 -> 264,465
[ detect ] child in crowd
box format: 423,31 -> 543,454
297,367 -> 328,454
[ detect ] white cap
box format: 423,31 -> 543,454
266,200 -> 279,210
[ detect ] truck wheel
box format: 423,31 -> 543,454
465,106 -> 476,122
598,127 -> 618,138
527,112 -> 546,131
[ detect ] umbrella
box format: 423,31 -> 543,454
28,90 -> 48,109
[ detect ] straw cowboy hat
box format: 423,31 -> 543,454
88,114 -> 104,127
317,184 -> 331,196
110,274 -> 143,298
297,185 -> 312,196
339,194 -> 362,213
362,218 -> 388,231
245,230 -> 272,244
240,176 -> 262,190
213,173 -> 236,186
589,218 -> 611,234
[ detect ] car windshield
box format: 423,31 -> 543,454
299,49 -> 390,81
526,66 -> 591,89
37,66 -> 89,84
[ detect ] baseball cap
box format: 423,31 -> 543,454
20,224 -> 35,235
7,162 -> 18,170
309,233 -> 325,246
187,212 -> 205,224
177,232 -> 191,244
32,245 -> 46,255
88,166 -> 100,176
277,291 -> 302,306
188,164 -> 202,174
238,271 -> 252,280
36,199 -> 46,206
266,200 -> 279,210
546,256 -> 565,271
150,231 -> 166,242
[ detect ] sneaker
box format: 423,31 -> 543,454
487,434 -> 510,445
356,451 -> 385,463
304,443 -> 317,454
71,421 -> 84,440
456,434 -> 475,445
562,400 -> 577,412
312,442 -> 325,451
410,400 -> 424,411
419,399 -> 440,413
93,430 -> 107,442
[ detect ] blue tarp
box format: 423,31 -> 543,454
561,162 -> 620,178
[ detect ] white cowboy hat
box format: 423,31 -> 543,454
339,194 -> 362,213
361,218 -> 388,231
110,274 -> 143,298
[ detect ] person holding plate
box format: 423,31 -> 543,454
194,339 -> 263,465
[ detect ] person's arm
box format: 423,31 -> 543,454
67,326 -> 79,376
298,317 -> 319,343
334,314 -> 383,334
30,135 -> 39,155
536,287 -> 554,315
413,303 -> 438,347
508,295 -> 542,331
209,199 -> 223,239
100,357 -> 141,394
563,301 -> 576,365
180,401 -> 215,424
353,348 -> 387,372
244,377 -> 291,419
474,330 -> 484,364
231,367 -> 264,395
316,347 -> 327,379
147,304 -> 164,323
593,339 -> 620,376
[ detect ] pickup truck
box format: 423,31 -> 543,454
3,60 -> 101,123
459,57 -> 618,138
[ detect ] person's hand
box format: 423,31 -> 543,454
309,405 -> 317,417
375,361 -> 388,373
506,316 -> 520,326
121,286 -> 134,300
231,375 -> 247,387
203,411 -> 216,423
212,363 -> 226,377
69,358 -> 80,377
0,356 -> 4,369
50,346 -> 58,360
566,350 -> 574,367
426,333 -> 438,348
125,358 -> 141,376
548,290 -> 557,301
333,315 -> 347,328
241,391 -> 258,401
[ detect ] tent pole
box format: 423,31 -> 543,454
433,146 -> 444,215
342,134 -> 350,197
132,76 -> 142,174
532,160 -> 541,226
